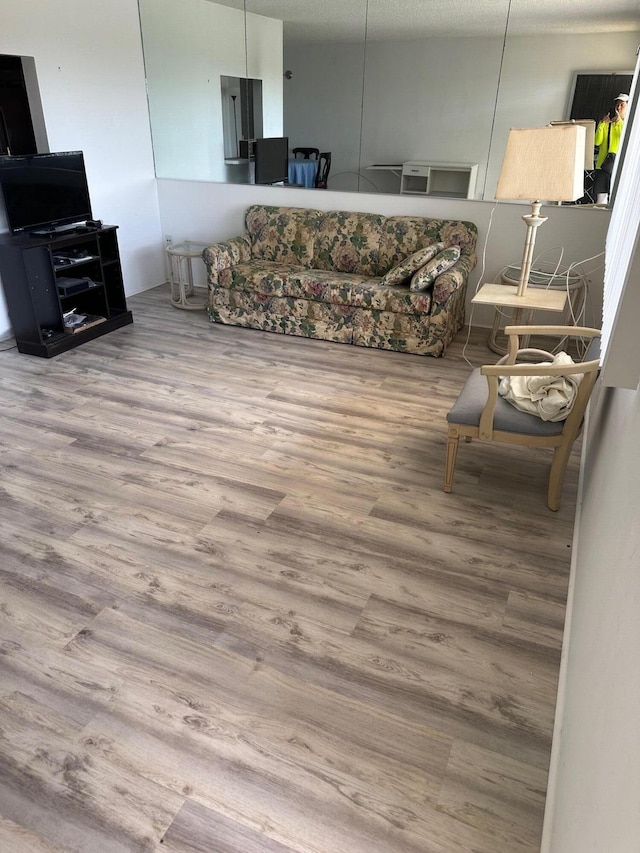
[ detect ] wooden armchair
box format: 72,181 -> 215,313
444,326 -> 601,510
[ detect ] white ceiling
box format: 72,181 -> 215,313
215,0 -> 640,41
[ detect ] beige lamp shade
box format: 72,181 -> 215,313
550,119 -> 596,169
496,124 -> 586,202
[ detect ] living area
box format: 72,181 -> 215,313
1,1 -> 639,852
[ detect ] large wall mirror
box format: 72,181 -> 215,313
138,0 -> 640,202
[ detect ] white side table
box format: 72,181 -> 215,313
473,282 -> 568,355
478,265 -> 585,355
165,241 -> 209,310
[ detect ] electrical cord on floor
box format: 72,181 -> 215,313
462,202 -> 497,367
0,337 -> 17,352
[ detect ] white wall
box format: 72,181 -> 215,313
156,177 -> 609,328
541,379 -> 640,853
541,60 -> 640,847
246,11 -> 284,139
139,0 -> 283,182
0,0 -> 165,341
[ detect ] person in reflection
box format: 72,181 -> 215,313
593,93 -> 629,204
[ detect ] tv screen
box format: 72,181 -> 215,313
254,137 -> 289,185
0,151 -> 93,234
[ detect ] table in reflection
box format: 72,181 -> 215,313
288,159 -> 318,188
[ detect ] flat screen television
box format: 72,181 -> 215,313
254,137 -> 289,185
0,151 -> 93,235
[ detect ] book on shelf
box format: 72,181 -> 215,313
64,313 -> 107,334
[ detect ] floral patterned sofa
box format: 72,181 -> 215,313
203,204 -> 478,356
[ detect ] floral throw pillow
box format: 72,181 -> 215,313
409,246 -> 461,292
380,243 -> 443,286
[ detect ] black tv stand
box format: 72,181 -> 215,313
0,225 -> 133,357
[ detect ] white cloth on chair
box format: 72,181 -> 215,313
499,351 -> 582,422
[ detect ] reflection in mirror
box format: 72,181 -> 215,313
220,75 -> 264,184
138,0 -> 640,204
139,0 -> 253,181
220,76 -> 263,161
247,0 -> 368,192
358,0 -> 511,199
485,0 -> 640,205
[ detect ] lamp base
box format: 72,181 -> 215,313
517,201 -> 547,296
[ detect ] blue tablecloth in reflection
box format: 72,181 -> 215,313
288,159 -> 318,188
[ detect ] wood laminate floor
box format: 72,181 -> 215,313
0,286 -> 579,852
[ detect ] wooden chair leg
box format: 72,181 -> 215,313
548,441 -> 574,511
444,428 -> 460,493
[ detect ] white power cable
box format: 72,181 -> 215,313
462,202 -> 497,366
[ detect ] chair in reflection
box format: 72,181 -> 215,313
292,147 -> 319,160
315,152 -> 331,189
444,325 -> 601,511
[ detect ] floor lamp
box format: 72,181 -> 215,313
495,124 -> 586,296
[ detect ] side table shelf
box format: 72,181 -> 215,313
478,265 -> 587,355
472,281 -> 568,356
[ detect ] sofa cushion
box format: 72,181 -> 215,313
325,280 -> 432,314
379,216 -> 477,273
410,246 -> 461,292
210,256 -> 472,313
245,205 -> 322,269
380,243 -> 443,287
209,285 -> 355,344
378,217 -> 443,272
219,261 -> 432,315
447,368 -> 564,435
312,211 -> 385,276
220,262 -> 367,301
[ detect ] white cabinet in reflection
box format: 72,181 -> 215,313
400,161 -> 478,199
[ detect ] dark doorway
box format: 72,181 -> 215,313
220,75 -> 263,160
569,72 -> 634,125
568,71 -> 633,199
0,55 -> 38,155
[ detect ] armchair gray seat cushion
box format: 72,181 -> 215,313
447,368 -> 564,436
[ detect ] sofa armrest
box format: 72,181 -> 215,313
203,236 -> 252,285
432,251 -> 477,306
